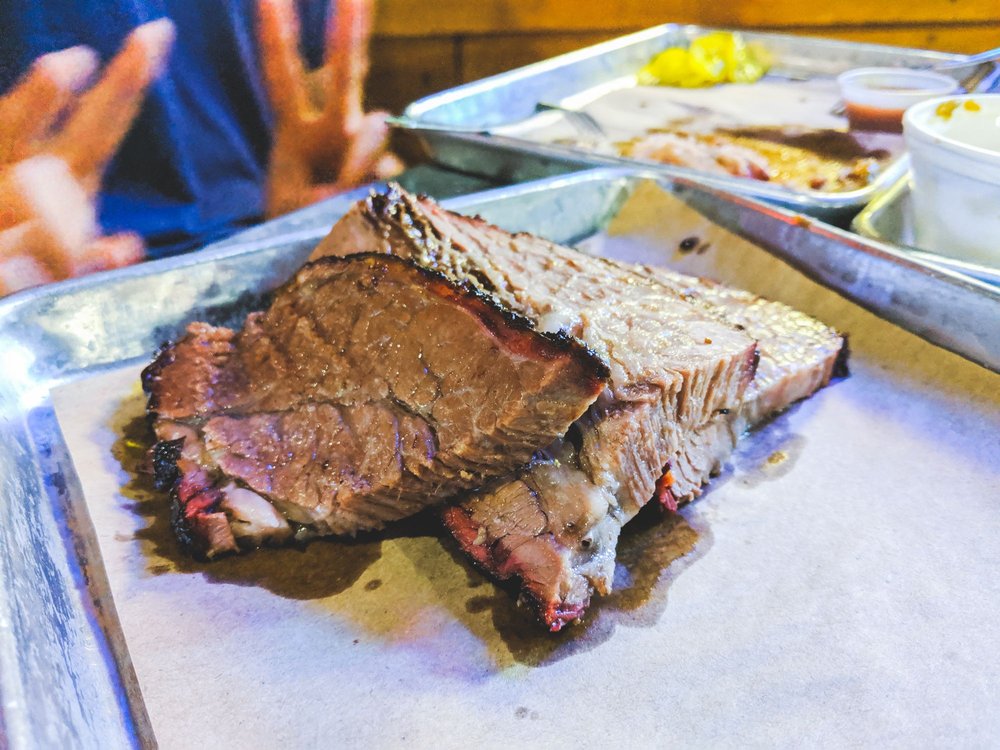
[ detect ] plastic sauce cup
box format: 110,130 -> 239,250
837,68 -> 959,133
903,94 -> 1000,267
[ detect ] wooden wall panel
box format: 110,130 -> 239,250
798,24 -> 1000,53
460,32 -> 624,83
373,1 -> 691,36
373,0 -> 1000,36
367,36 -> 461,112
703,2 -> 1000,28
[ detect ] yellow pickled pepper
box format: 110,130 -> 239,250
638,32 -> 770,87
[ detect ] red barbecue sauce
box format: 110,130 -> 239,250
845,102 -> 905,133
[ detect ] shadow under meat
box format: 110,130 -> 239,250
417,501 -> 708,667
413,408 -> 814,666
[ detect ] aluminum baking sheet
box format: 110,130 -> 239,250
400,24 -> 999,223
853,171 -> 1000,287
2,170 -> 999,749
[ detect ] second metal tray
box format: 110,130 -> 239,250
400,24 -> 997,224
853,172 -> 1000,287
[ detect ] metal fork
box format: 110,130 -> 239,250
931,45 -> 1000,70
535,102 -> 607,139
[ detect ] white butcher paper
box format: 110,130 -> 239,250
52,183 -> 1000,749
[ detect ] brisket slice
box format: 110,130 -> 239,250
444,288 -> 845,630
313,186 -> 845,630
312,186 -> 760,430
142,253 -> 608,558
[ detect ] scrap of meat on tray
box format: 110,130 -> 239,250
544,79 -> 903,192
620,126 -> 893,191
143,184 -> 848,632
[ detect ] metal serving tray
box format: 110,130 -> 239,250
852,171 -> 1000,287
400,24 -> 999,223
1,169 -> 998,748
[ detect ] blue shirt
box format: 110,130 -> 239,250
0,1 -> 328,258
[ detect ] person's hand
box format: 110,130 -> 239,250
0,19 -> 175,191
257,0 -> 402,218
0,45 -> 98,168
0,156 -> 144,295
0,19 -> 174,295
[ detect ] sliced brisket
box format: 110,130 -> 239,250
313,186 -> 845,630
312,186 -> 761,429
444,287 -> 845,630
143,253 -> 608,558
145,180 -> 846,631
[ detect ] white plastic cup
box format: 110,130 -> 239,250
903,94 -> 1000,267
837,68 -> 958,132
